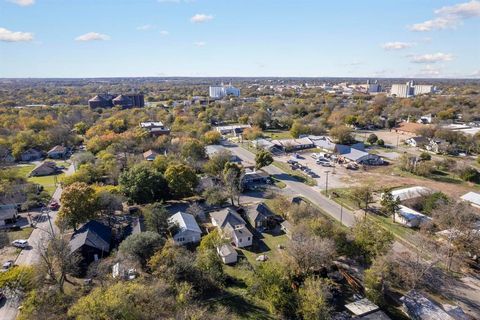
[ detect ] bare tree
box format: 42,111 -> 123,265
287,225 -> 336,275
36,232 -> 80,293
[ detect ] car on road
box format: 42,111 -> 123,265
48,201 -> 60,210
11,239 -> 28,249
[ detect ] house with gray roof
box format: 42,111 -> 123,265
217,243 -> 238,264
210,208 -> 252,248
168,212 -> 202,245
0,204 -> 18,226
335,144 -> 383,165
70,220 -> 112,265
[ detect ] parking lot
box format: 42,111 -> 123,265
275,151 -> 357,190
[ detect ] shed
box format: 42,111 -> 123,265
281,220 -> 293,238
217,243 -> 238,264
395,205 -> 431,228
388,186 -> 432,202
345,298 -> 379,317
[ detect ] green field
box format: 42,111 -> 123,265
262,130 -> 292,140
12,164 -> 64,195
7,227 -> 34,242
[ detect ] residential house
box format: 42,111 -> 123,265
425,138 -> 451,154
400,290 -> 466,320
251,139 -> 277,152
70,220 -> 112,265
29,161 -> 61,177
47,145 -> 67,159
140,121 -> 170,136
205,145 -> 241,163
247,203 -> 275,230
461,192 -> 480,209
406,136 -> 429,148
143,149 -> 159,161
217,243 -> 238,264
0,204 -> 18,226
168,212 -> 202,245
210,208 -> 252,248
243,168 -> 270,186
395,205 -> 431,228
20,148 -> 43,162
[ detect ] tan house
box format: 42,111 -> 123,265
29,161 -> 61,177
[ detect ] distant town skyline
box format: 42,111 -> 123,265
0,0 -> 479,78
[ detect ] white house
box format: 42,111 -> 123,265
405,136 -> 429,148
460,191 -> 480,209
217,243 -> 238,264
395,205 -> 431,228
210,208 -> 253,248
168,212 -> 202,245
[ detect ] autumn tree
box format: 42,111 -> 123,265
329,125 -> 355,144
57,182 -> 98,230
255,149 -> 273,170
164,163 -> 198,198
298,277 -> 333,320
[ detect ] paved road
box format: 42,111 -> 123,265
223,142 -> 357,227
0,164 -> 74,320
226,142 -> 480,318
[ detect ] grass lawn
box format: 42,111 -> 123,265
271,177 -> 286,189
7,227 -> 34,242
262,130 -> 292,140
11,164 -> 63,195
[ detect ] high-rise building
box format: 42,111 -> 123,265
209,83 -> 240,99
390,81 -> 435,98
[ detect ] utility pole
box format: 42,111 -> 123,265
324,171 -> 330,195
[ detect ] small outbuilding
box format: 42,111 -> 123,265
461,191 -> 480,209
143,149 -> 159,161
217,243 -> 238,264
395,205 -> 431,228
47,145 -> 67,159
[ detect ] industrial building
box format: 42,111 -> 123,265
88,93 -> 144,109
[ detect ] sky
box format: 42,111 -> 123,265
0,0 -> 479,78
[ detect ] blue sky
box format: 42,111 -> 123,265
0,0 -> 479,78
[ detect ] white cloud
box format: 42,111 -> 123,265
382,41 -> 414,50
470,70 -> 480,77
410,0 -> 480,31
137,25 -> 155,31
194,41 -> 206,47
8,0 -> 35,6
0,27 -> 34,42
190,14 -> 213,23
435,0 -> 480,18
159,30 -> 169,36
75,32 -> 110,42
410,52 -> 454,63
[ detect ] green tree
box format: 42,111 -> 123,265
377,139 -> 385,146
419,151 -> 432,161
203,150 -> 231,177
181,139 -> 206,162
119,163 -> 168,204
57,182 -> 98,230
202,130 -> 222,144
255,149 -> 273,170
329,126 -> 355,144
250,262 -> 296,316
298,277 -> 332,320
290,121 -> 311,138
364,256 -> 391,307
352,219 -> 394,264
380,190 -> 401,222
164,163 -> 198,198
143,202 -> 169,235
366,133 -> 378,145
350,183 -> 375,213
198,229 -> 224,252
119,231 -> 165,267
202,186 -> 228,206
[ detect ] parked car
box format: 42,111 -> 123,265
287,159 -> 298,165
320,162 -> 333,167
2,260 -> 14,270
11,239 -> 28,248
49,201 -> 60,210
